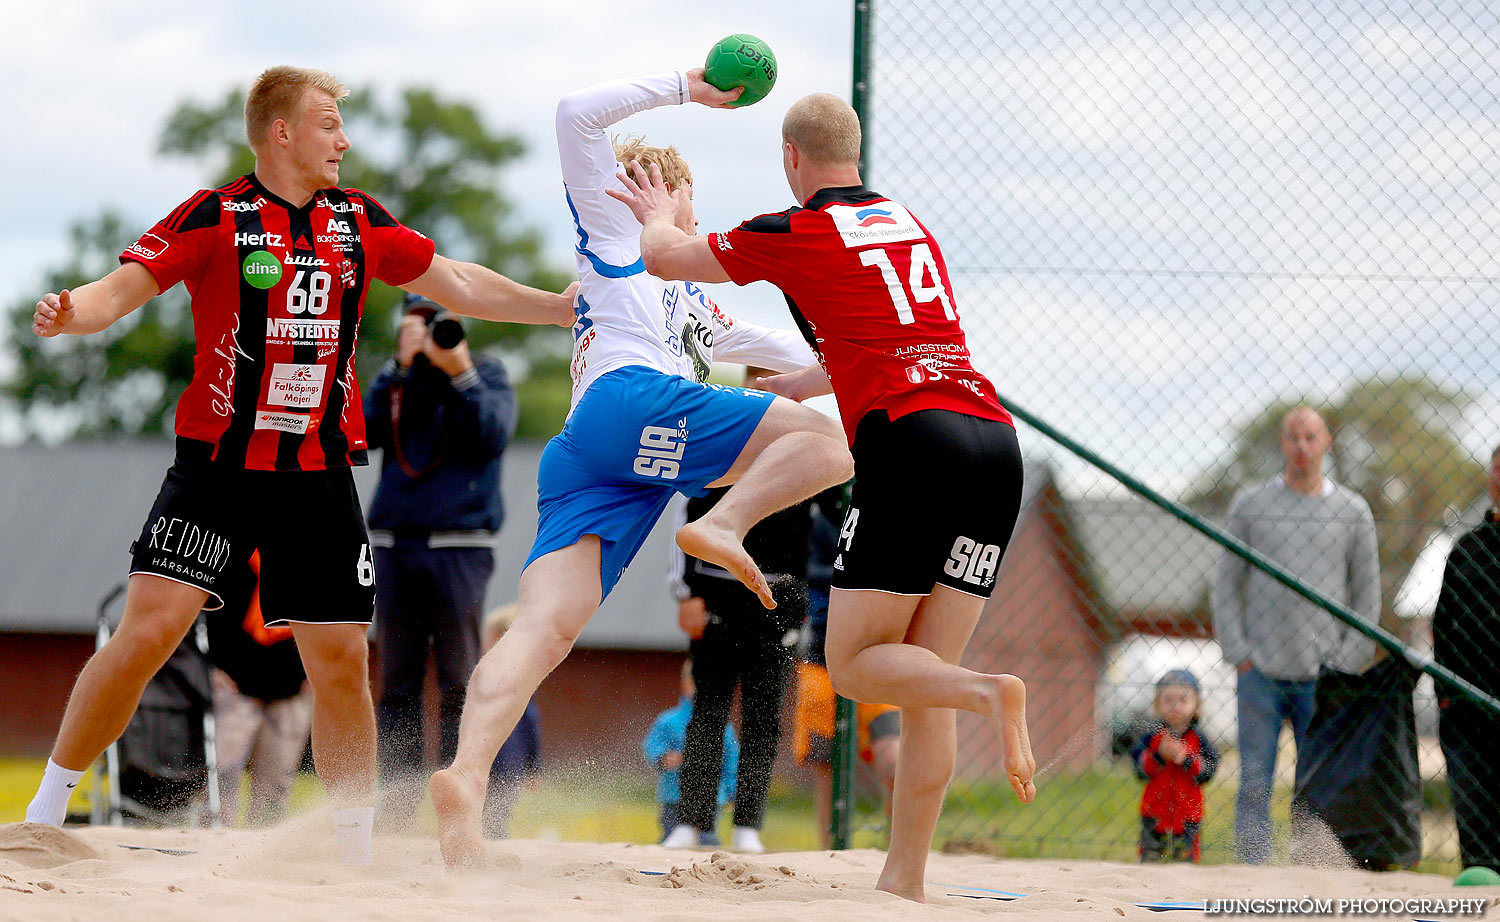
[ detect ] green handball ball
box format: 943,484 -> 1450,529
1455,866 -> 1500,886
704,34 -> 777,108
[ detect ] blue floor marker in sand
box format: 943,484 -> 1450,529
1135,900 -> 1207,911
117,844 -> 198,856
938,883 -> 1028,900
642,870 -> 1026,901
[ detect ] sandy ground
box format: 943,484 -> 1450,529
0,819 -> 1489,921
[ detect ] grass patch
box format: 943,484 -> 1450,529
0,756 -> 1461,874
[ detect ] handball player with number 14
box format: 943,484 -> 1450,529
611,91 -> 1035,902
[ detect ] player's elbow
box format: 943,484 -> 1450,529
641,245 -> 682,281
555,93 -> 597,135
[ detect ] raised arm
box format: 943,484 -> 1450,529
403,255 -> 576,328
559,67 -> 740,190
33,261 -> 159,337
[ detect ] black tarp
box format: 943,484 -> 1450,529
1292,658 -> 1422,870
115,625 -> 213,819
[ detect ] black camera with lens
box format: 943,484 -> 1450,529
427,311 -> 465,349
405,296 -> 465,349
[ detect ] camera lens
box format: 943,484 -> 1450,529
430,315 -> 465,349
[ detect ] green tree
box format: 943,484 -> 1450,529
5,86 -> 574,439
1190,375 -> 1483,639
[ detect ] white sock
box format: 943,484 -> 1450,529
25,759 -> 86,826
732,826 -> 765,853
662,823 -> 700,847
332,806 -> 375,866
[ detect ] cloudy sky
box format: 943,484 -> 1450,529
5,0 -> 1498,495
0,1 -> 851,399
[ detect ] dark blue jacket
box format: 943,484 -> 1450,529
364,355 -> 516,533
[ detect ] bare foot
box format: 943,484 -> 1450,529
984,674 -> 1036,803
676,516 -> 775,609
875,877 -> 927,903
430,767 -> 486,869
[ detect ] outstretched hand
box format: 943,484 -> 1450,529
685,67 -> 744,108
33,289 -> 75,337
756,364 -> 834,402
605,160 -> 681,229
556,281 -> 581,326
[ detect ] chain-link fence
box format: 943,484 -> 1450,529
846,0 -> 1500,871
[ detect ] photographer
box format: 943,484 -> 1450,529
363,295 -> 517,823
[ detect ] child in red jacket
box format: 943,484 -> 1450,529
1130,669 -> 1220,862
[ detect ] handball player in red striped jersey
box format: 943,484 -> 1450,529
27,65 -> 574,864
611,91 -> 1035,902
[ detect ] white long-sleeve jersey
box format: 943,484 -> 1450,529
555,71 -> 813,410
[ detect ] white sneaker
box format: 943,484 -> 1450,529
661,824 -> 700,848
731,826 -> 765,854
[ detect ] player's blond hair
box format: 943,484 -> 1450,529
613,135 -> 692,191
245,66 -> 349,152
782,93 -> 862,164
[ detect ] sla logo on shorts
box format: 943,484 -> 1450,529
268,362 -> 328,409
634,418 -> 688,480
242,250 -> 283,289
944,536 -> 1001,588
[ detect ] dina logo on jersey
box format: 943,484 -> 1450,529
855,207 -> 897,227
241,250 -> 283,289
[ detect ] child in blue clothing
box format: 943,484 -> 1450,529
644,658 -> 738,846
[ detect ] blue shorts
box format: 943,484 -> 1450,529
525,366 -> 774,596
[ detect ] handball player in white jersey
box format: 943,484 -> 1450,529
429,67 -> 854,866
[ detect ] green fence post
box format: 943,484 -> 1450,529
852,0 -> 873,178
827,0 -> 876,856
830,694 -> 858,850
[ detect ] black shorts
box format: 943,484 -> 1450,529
830,409 -> 1023,598
128,439 -> 376,625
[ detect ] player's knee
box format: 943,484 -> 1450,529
302,632 -> 370,697
830,442 -> 855,481
825,663 -> 863,702
533,622 -> 581,670
110,614 -> 194,670
795,402 -> 845,444
106,630 -> 180,678
507,615 -> 582,674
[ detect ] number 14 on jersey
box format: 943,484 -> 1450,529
859,243 -> 954,325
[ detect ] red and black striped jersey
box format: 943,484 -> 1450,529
708,185 -> 1010,445
120,173 -> 435,471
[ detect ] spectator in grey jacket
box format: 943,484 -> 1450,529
1212,406 -> 1379,863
